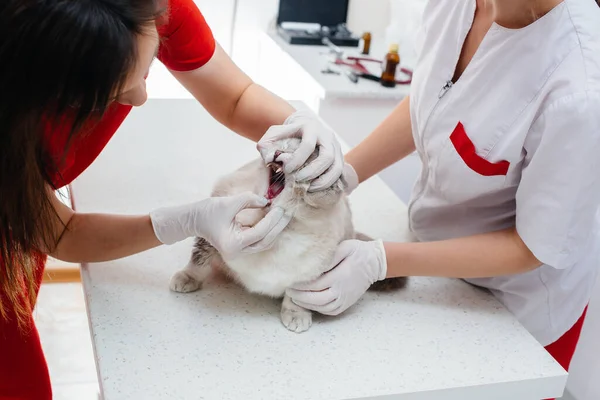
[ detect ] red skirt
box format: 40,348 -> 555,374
0,255 -> 52,400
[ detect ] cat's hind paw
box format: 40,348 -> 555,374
169,270 -> 202,293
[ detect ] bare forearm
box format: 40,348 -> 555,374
228,83 -> 295,142
172,44 -> 295,143
384,227 -> 542,279
345,96 -> 415,183
51,213 -> 161,263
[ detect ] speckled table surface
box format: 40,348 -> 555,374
71,99 -> 567,400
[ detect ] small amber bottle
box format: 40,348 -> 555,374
381,43 -> 400,88
361,32 -> 372,55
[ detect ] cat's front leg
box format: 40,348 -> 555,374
280,294 -> 313,333
170,237 -> 220,293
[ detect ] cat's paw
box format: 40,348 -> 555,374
169,270 -> 202,293
280,306 -> 312,333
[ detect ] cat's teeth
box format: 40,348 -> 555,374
267,162 -> 283,174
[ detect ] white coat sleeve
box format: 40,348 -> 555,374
516,91 -> 600,269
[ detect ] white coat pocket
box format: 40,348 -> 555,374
433,122 -> 510,203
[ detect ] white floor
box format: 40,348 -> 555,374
33,283 -> 99,400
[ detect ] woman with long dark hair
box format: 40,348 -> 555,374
0,0 -> 345,397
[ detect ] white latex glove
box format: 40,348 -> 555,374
258,109 -> 344,192
150,192 -> 291,257
341,162 -> 359,195
286,239 -> 387,316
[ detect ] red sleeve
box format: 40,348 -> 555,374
156,0 -> 217,72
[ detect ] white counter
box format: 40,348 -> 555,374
259,31 -> 411,101
71,99 -> 567,400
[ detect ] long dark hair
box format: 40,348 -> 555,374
0,0 -> 164,328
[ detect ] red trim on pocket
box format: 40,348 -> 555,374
450,122 -> 510,176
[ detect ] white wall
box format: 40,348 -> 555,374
231,0 -> 280,80
231,0 -> 392,80
346,0 -> 391,42
146,0 -> 236,99
146,0 -> 393,97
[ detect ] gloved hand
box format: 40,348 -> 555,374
150,192 -> 291,257
286,239 -> 387,316
341,162 -> 359,195
258,109 -> 344,192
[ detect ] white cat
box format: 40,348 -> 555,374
169,138 -> 406,332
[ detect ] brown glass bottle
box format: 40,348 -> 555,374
381,44 -> 400,88
361,32 -> 372,55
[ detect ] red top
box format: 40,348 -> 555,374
0,1 -> 215,398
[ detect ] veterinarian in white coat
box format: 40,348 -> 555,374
275,0 -> 600,380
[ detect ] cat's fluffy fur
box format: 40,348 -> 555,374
169,138 -> 406,332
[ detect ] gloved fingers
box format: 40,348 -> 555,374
313,300 -> 344,316
286,298 -> 321,312
307,146 -> 344,192
295,139 -> 335,182
258,124 -> 301,163
291,295 -> 343,316
282,126 -> 318,174
329,240 -> 357,269
237,207 -> 287,248
288,267 -> 338,292
339,162 -> 359,195
260,124 -> 301,144
286,286 -> 336,307
241,209 -> 292,253
274,152 -> 292,165
232,192 -> 269,214
288,244 -> 352,292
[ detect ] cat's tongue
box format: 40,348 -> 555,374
267,180 -> 284,200
266,160 -> 285,200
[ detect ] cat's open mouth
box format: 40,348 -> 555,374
267,161 -> 285,200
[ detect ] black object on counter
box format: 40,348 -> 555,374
276,0 -> 360,47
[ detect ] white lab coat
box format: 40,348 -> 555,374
408,0 -> 600,346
